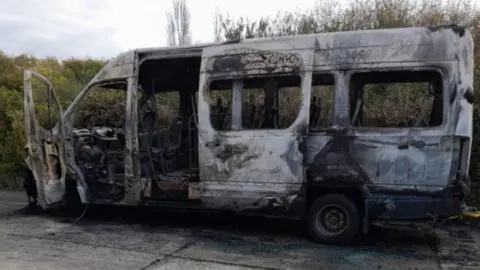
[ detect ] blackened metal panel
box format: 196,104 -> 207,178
197,40 -> 315,212
306,27 -> 473,197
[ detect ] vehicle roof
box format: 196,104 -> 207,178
132,25 -> 470,57
86,25 -> 471,86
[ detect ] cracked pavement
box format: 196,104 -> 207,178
0,190 -> 479,270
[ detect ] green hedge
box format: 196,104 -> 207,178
2,0 -> 480,208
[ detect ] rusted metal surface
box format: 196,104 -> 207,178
195,26 -> 474,215
306,27 -> 474,195
25,26 -> 474,221
91,51 -> 136,83
454,29 -> 474,195
205,48 -> 304,75
23,70 -> 67,208
197,40 -> 314,211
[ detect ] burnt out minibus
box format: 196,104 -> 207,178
23,25 -> 473,244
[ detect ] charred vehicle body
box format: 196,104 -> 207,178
23,25 -> 474,244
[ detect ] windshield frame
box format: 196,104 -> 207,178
64,79 -> 130,130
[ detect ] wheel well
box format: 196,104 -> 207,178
307,186 -> 365,218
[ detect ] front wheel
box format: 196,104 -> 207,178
308,194 -> 360,245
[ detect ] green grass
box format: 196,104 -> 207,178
0,164 -> 24,189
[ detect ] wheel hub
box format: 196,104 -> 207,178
316,205 -> 350,237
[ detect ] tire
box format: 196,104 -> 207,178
308,194 -> 360,245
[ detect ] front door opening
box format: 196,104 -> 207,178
72,82 -> 128,203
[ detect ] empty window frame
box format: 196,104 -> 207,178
310,74 -> 335,130
74,83 -> 128,129
349,70 -> 444,128
30,76 -> 60,130
154,91 -> 181,129
208,80 -> 233,131
242,75 -> 302,129
207,75 -> 303,131
206,75 -> 337,130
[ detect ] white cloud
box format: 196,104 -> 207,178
0,0 -> 318,59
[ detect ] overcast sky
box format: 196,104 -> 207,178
0,0 -> 318,59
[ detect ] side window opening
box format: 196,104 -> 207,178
137,88 -> 181,150
208,80 -> 232,131
31,77 -> 60,131
349,70 -> 443,128
242,83 -> 264,129
154,91 -> 181,129
310,74 -> 335,130
276,78 -> 302,129
29,75 -> 62,180
208,75 -> 302,130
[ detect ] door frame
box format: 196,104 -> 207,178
23,70 -> 67,209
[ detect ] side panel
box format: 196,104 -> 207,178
350,66 -> 457,220
306,67 -> 461,220
454,30 -> 474,193
197,42 -> 315,213
306,27 -> 473,220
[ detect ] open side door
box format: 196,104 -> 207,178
197,41 -> 314,211
24,70 -> 66,209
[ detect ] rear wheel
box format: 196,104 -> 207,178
308,194 -> 360,245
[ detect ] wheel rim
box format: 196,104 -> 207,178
315,204 -> 350,237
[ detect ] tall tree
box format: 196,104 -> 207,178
213,7 -> 223,42
166,0 -> 192,46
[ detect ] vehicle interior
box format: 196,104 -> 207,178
136,56 -> 202,202
135,56 -> 313,202
72,55 -> 339,204
71,55 -> 203,203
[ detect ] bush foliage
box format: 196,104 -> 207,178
2,0 -> 480,205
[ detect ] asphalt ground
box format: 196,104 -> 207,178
0,189 -> 479,270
